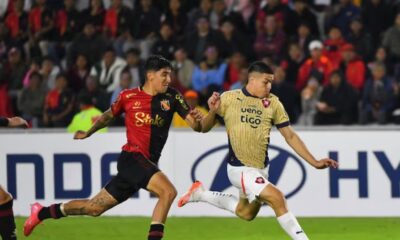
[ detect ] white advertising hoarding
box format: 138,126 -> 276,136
0,130 -> 399,217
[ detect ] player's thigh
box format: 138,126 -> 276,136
227,165 -> 269,199
0,185 -> 12,203
146,172 -> 177,200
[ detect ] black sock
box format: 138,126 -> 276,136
38,204 -> 65,221
148,224 -> 164,240
0,199 -> 17,240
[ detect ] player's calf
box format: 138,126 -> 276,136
0,195 -> 17,240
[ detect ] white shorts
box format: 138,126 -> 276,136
227,164 -> 270,200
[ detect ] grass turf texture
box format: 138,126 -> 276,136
15,217 -> 400,239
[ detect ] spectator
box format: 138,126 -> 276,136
172,90 -> 208,127
230,67 -> 248,90
67,22 -> 109,67
110,70 -> 132,104
253,15 -> 285,61
186,0 -> 212,32
224,52 -> 246,90
4,0 -> 29,48
81,0 -> 105,33
323,26 -> 347,69
67,93 -> 106,133
43,73 -> 74,127
368,47 -> 393,76
123,48 -> 145,87
290,22 -> 315,58
315,70 -> 358,125
328,0 -> 360,36
346,17 -> 373,61
280,43 -> 305,86
164,0 -> 188,39
54,0 -> 81,46
271,67 -> 300,123
6,48 -> 27,93
261,0 -> 290,22
339,43 -> 366,92
286,0 -> 319,37
25,0 -> 55,59
151,23 -> 177,60
90,47 -> 126,93
362,0 -> 393,50
172,48 -> 195,89
192,46 -> 227,98
40,56 -> 60,90
297,40 -> 334,90
17,71 -> 46,127
360,63 -> 396,124
297,79 -> 322,126
79,75 -> 109,111
103,0 -> 133,39
184,16 -> 224,63
382,13 -> 400,62
66,54 -> 90,92
219,17 -> 252,59
209,0 -> 246,33
131,0 -> 162,58
23,58 -> 41,88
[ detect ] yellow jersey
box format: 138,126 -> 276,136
217,88 -> 290,169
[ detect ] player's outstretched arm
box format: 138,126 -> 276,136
201,92 -> 221,133
278,126 -> 338,169
74,108 -> 114,140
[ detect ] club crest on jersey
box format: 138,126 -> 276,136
262,98 -> 270,108
160,99 -> 170,111
255,177 -> 265,184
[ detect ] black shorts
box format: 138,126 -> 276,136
104,151 -> 160,203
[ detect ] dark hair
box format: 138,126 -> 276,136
248,61 -> 273,75
29,71 -> 42,81
78,93 -> 93,105
125,48 -> 141,56
144,55 -> 172,73
56,73 -> 68,81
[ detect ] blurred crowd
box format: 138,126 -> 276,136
1,0 -> 400,128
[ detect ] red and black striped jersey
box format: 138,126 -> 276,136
111,87 -> 190,164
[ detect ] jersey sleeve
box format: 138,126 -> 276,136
273,100 -> 290,128
216,92 -> 228,117
0,117 -> 9,127
174,91 -> 190,119
110,92 -> 125,116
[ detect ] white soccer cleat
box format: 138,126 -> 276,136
177,180 -> 205,207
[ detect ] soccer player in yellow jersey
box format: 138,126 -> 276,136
178,61 -> 338,240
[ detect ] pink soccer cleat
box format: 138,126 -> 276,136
178,181 -> 204,207
24,202 -> 43,236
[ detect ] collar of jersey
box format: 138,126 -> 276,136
241,87 -> 260,99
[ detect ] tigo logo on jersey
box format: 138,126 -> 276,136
255,177 -> 265,184
160,99 -> 170,111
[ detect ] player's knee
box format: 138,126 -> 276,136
236,206 -> 256,221
160,186 -> 177,202
268,190 -> 286,209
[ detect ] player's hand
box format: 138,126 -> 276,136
74,131 -> 89,140
190,108 -> 204,122
314,158 -> 339,169
208,92 -> 221,113
8,117 -> 29,128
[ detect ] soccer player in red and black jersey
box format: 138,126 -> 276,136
23,56 -> 204,240
0,116 -> 28,240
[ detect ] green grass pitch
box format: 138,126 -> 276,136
16,217 -> 400,239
